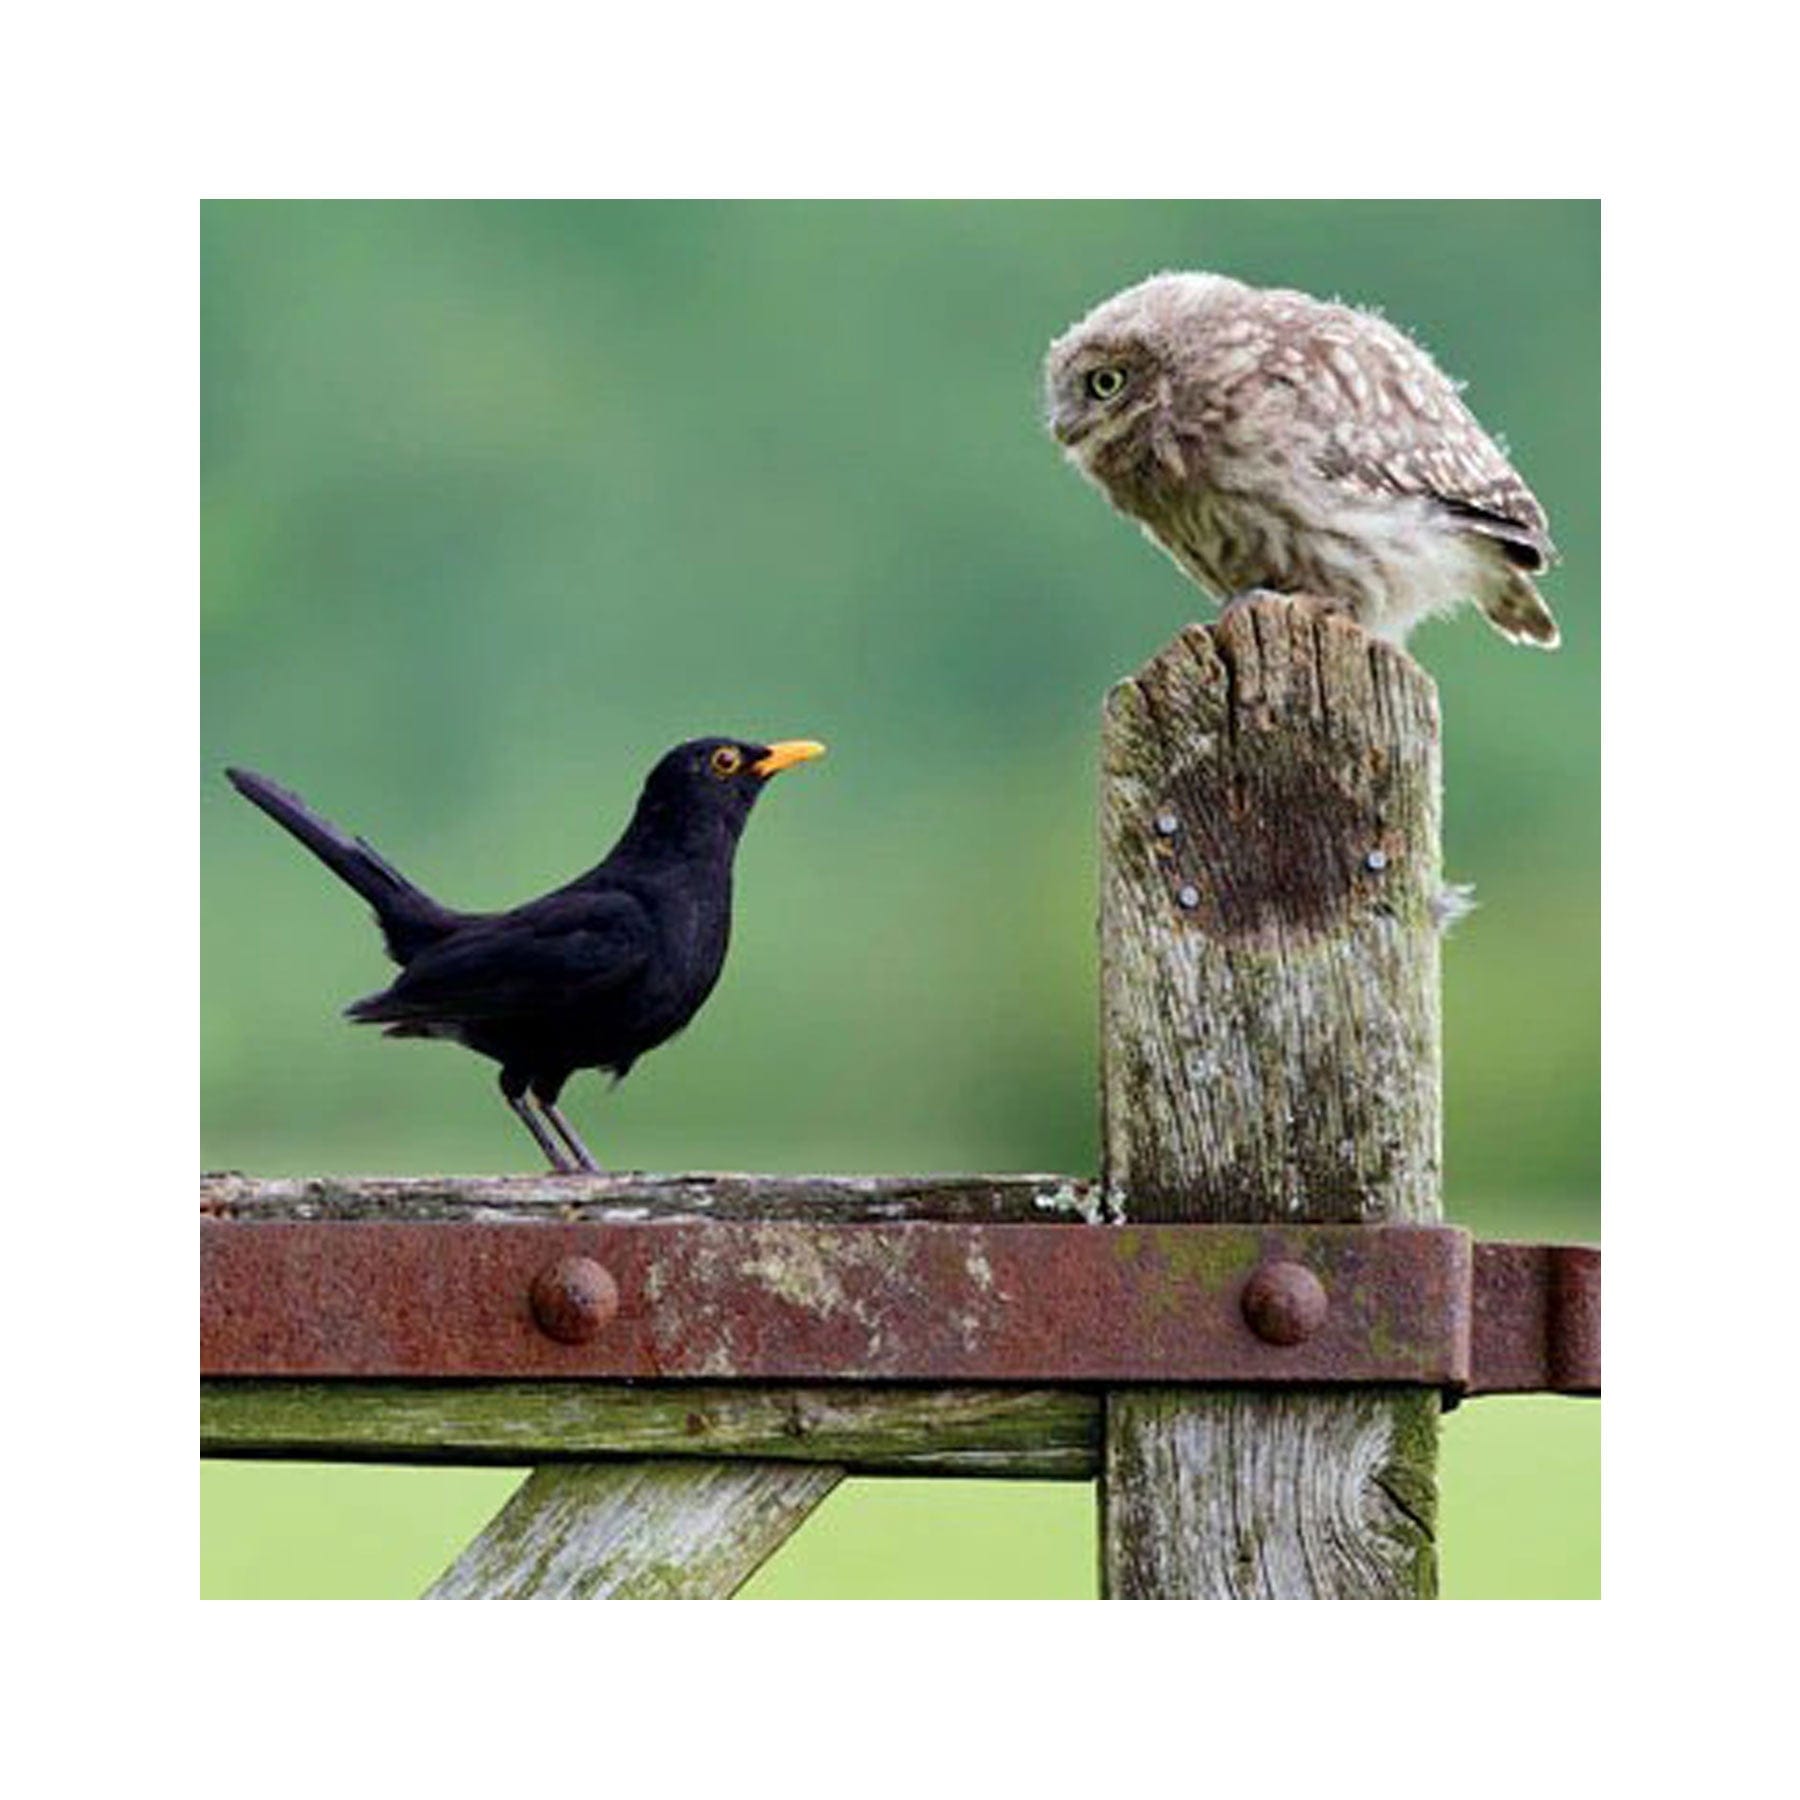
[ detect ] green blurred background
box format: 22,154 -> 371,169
201,200 -> 1599,1599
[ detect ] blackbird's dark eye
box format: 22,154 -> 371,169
709,746 -> 744,779
1086,367 -> 1127,401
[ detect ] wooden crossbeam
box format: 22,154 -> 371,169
203,1382 -> 1101,1476
201,1170 -> 1108,1225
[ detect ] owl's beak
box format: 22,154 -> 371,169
752,740 -> 827,778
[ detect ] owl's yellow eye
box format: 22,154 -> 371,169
1087,367 -> 1127,401
709,746 -> 744,778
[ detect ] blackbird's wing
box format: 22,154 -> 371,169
347,889 -> 653,1027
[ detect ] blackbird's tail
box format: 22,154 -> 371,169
225,766 -> 458,962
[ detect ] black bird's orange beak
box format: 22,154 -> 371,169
752,739 -> 826,778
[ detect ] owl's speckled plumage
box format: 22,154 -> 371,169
1044,272 -> 1560,648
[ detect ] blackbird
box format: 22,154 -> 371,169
225,737 -> 825,1172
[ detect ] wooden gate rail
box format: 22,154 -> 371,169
200,604 -> 1602,1598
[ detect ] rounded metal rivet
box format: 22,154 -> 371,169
1155,811 -> 1180,837
1177,884 -> 1200,909
530,1255 -> 619,1344
1366,849 -> 1389,872
1241,1261 -> 1328,1346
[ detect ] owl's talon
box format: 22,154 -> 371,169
1217,588 -> 1292,625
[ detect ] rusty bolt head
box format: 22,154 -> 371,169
1240,1262 -> 1328,1346
530,1256 -> 619,1344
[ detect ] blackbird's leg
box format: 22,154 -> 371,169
534,1077 -> 601,1173
510,1095 -> 574,1172
499,1069 -> 573,1173
542,1105 -> 601,1173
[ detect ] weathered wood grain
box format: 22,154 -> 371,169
424,1460 -> 842,1599
1100,1389 -> 1437,1598
201,1171 -> 1110,1225
1098,601 -> 1443,1599
202,1381 -> 1101,1475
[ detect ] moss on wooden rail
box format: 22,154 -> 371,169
203,1381 -> 1102,1475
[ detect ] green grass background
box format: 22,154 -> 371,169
201,199 -> 1599,1598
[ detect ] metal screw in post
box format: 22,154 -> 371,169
1365,849 -> 1389,873
1155,811 -> 1180,838
1176,884 -> 1200,910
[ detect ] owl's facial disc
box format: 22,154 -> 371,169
1051,378 -> 1152,471
1049,342 -> 1153,451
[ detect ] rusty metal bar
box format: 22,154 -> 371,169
200,1217 -> 1598,1398
1468,1242 -> 1601,1395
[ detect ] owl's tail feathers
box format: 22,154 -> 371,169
1480,570 -> 1561,650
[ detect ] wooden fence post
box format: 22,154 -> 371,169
1098,601 -> 1444,1598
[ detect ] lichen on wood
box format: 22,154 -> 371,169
1099,604 -> 1443,1225
200,1170 -> 1103,1225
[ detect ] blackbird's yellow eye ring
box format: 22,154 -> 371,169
709,746 -> 744,778
1086,367 -> 1127,401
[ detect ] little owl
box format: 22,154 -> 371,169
1044,271 -> 1560,649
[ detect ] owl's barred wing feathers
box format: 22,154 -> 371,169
1256,293 -> 1558,571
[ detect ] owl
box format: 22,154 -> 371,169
1044,271 -> 1560,648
